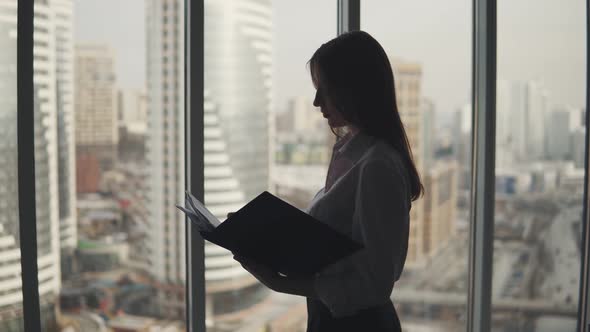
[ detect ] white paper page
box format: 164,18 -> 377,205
175,204 -> 216,233
185,191 -> 221,227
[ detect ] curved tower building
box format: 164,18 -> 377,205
203,0 -> 273,318
146,0 -> 273,323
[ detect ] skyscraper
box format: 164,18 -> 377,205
146,0 -> 273,322
422,161 -> 458,257
52,0 -> 77,251
454,103 -> 472,191
525,81 -> 548,160
146,0 -> 186,318
392,59 -> 425,266
546,108 -> 573,160
118,88 -> 148,132
29,3 -> 62,326
203,0 -> 273,320
572,127 -> 586,169
496,79 -> 548,168
422,98 -> 435,170
0,1 -> 61,329
0,3 -> 23,327
74,43 -> 118,193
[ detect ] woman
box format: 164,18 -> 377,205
234,30 -> 423,332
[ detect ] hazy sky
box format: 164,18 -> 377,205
74,0 -> 146,89
75,0 -> 586,122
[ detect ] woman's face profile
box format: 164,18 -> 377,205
312,75 -> 347,128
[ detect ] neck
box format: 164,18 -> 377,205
347,125 -> 360,136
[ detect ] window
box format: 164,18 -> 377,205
491,1 -> 586,330
7,1 -> 590,331
29,0 -> 188,330
361,1 -> 472,330
202,0 -> 335,329
0,1 -> 24,331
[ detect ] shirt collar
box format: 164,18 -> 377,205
334,131 -> 376,162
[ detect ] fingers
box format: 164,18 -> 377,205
232,255 -> 258,270
232,253 -> 244,262
233,254 -> 251,269
234,256 -> 256,275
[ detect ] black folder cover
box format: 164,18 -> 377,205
200,191 -> 363,276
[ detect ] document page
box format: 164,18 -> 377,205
176,191 -> 221,233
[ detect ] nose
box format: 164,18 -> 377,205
313,89 -> 321,107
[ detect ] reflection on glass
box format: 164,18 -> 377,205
0,1 -> 25,331
493,1 -> 585,331
362,1 -> 471,330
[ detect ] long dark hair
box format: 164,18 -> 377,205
309,31 -> 424,201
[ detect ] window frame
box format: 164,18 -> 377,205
578,1 -> 590,330
17,1 -> 42,331
15,1 -> 589,331
467,0 -> 497,330
185,0 -> 206,331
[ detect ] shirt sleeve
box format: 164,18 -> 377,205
313,157 -> 410,317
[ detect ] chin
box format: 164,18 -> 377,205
328,120 -> 346,128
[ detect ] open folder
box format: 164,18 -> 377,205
176,191 -> 363,276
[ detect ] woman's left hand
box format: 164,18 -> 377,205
233,255 -> 282,291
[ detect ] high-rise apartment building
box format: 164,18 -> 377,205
525,81 -> 548,160
0,1 -> 61,329
204,0 -> 275,321
496,80 -> 548,168
146,0 -> 273,322
390,60 -> 457,266
118,88 -> 148,132
546,108 -> 573,160
422,98 -> 435,170
572,128 -> 586,169
392,59 -> 425,266
0,4 -> 24,327
75,43 -> 118,193
454,103 -> 472,191
52,0 -> 77,251
422,162 -> 459,257
146,0 -> 186,318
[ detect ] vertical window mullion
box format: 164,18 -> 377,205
467,0 -> 496,331
577,1 -> 590,330
17,0 -> 42,331
337,0 -> 360,34
185,0 -> 206,331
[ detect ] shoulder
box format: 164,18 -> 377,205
353,140 -> 412,204
359,139 -> 407,176
351,139 -> 410,196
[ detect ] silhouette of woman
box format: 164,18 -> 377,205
234,31 -> 423,332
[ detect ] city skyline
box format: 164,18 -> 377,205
75,0 -> 586,121
0,0 -> 585,331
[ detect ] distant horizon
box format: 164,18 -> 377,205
74,0 -> 586,123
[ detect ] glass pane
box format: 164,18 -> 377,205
0,1 -> 25,331
362,1 -> 471,330
203,0 -> 335,330
493,1 -> 585,331
34,0 -> 186,330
